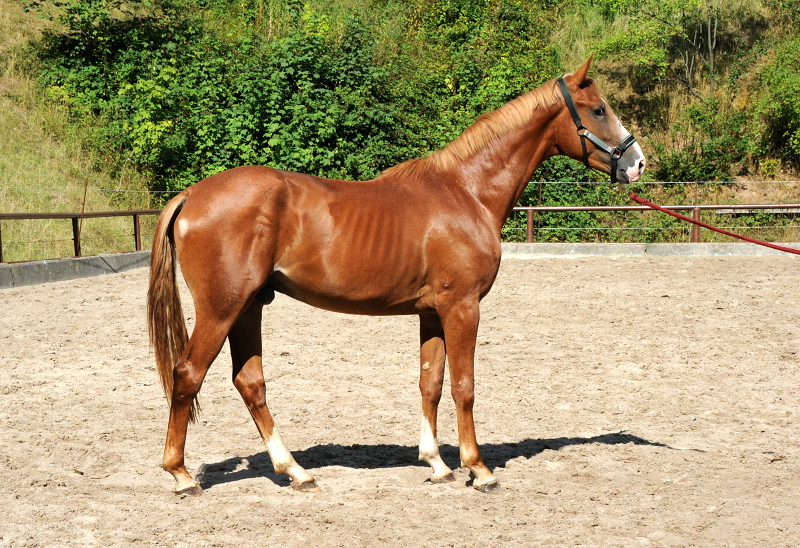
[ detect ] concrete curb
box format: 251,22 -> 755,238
1,242 -> 797,289
0,251 -> 151,289
501,242 -> 800,258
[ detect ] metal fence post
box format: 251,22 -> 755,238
692,207 -> 701,243
72,216 -> 81,257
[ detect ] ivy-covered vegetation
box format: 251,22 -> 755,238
15,0 -> 800,243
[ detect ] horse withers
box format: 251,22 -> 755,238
147,57 -> 646,496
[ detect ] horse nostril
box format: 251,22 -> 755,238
638,158 -> 646,172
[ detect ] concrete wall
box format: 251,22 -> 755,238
0,251 -> 151,289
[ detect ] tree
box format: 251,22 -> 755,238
597,0 -> 723,100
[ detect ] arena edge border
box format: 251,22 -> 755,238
501,242 -> 800,259
0,251 -> 151,289
1,243 -> 798,289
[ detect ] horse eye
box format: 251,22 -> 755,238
593,107 -> 606,117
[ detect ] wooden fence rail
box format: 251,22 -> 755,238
512,203 -> 800,243
1,203 -> 799,262
0,210 -> 161,263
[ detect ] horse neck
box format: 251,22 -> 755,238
451,105 -> 559,227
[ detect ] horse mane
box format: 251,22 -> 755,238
381,76 -> 573,179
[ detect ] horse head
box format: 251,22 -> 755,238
555,57 -> 646,184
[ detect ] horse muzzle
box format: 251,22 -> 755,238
614,141 -> 646,185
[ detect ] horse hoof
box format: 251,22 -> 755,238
474,478 -> 500,493
291,478 -> 321,493
175,482 -> 203,497
431,472 -> 456,484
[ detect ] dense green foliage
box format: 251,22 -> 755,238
23,0 -> 561,190
15,0 -> 800,243
757,34 -> 800,164
653,99 -> 753,181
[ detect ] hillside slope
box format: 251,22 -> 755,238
0,0 -> 153,261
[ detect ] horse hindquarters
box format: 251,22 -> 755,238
149,188 -> 269,493
152,177 -> 317,493
149,196 -> 245,493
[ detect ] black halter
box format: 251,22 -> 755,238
556,77 -> 637,184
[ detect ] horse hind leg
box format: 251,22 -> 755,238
228,301 -> 320,492
418,314 -> 455,484
163,311 -> 234,495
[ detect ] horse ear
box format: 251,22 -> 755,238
568,56 -> 593,88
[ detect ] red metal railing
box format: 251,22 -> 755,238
512,203 -> 800,243
0,209 -> 161,263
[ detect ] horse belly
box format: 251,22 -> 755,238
268,267 -> 424,315
270,235 -> 427,316
270,183 -> 435,315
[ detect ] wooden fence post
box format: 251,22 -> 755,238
526,210 -> 534,243
72,216 -> 81,257
133,214 -> 141,251
692,207 -> 701,243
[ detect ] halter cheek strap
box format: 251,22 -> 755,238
556,77 -> 637,184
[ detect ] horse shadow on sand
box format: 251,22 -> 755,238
196,431 -> 700,490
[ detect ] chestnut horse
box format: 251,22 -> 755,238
147,58 -> 646,495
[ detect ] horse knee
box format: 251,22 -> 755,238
419,381 -> 443,405
450,385 -> 474,410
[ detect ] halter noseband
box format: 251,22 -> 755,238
556,77 -> 637,184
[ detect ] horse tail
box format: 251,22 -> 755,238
147,195 -> 197,421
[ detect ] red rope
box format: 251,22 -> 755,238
630,192 -> 800,256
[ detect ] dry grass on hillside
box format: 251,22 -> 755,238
0,0 -> 156,262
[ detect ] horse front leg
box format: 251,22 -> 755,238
418,313 -> 455,484
439,299 -> 499,492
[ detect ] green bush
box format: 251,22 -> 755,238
653,99 -> 753,181
756,35 -> 800,166
27,2 -> 414,189
23,0 -> 562,191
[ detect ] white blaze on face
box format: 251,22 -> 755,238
614,118 -> 646,183
625,141 -> 646,182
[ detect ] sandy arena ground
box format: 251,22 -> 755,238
1,255 -> 799,547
